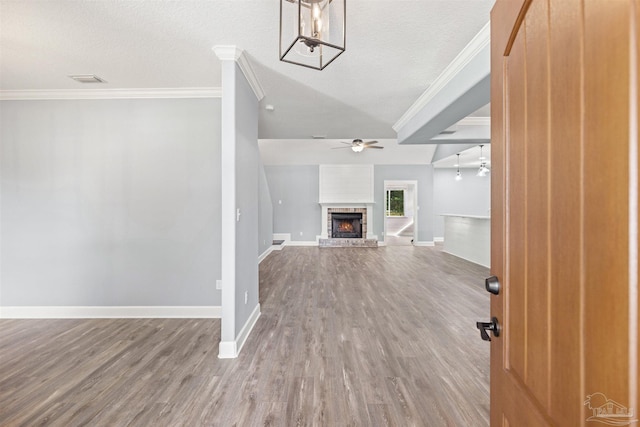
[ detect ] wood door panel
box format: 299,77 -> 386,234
583,0 -> 632,408
506,27 -> 527,381
490,8 -> 508,424
502,373 -> 553,427
523,0 -> 551,408
491,0 -> 639,425
548,0 -> 584,423
637,1 -> 640,418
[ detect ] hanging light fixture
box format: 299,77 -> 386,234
279,0 -> 346,70
455,153 -> 463,181
476,145 -> 490,177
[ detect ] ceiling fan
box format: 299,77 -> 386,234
332,139 -> 383,152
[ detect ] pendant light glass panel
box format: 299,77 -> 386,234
280,0 -> 346,70
476,145 -> 490,177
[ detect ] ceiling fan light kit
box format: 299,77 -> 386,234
332,139 -> 383,152
279,0 -> 346,70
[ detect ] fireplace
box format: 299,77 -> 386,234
331,213 -> 363,238
320,205 -> 376,247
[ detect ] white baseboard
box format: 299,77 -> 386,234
258,246 -> 276,263
218,303 -> 261,359
0,305 -> 222,319
218,341 -> 238,359
378,240 -> 387,246
236,303 -> 261,355
414,241 -> 436,247
434,237 -> 444,242
286,241 -> 318,246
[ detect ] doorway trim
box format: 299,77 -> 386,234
383,180 -> 418,245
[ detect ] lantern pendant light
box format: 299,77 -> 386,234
477,145 -> 490,177
455,154 -> 463,181
279,0 -> 346,70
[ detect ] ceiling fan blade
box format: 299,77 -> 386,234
362,140 -> 379,146
339,141 -> 353,145
365,145 -> 384,149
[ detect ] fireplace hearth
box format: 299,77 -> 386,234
331,213 -> 363,238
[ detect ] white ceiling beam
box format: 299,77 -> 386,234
393,22 -> 490,145
430,124 -> 490,143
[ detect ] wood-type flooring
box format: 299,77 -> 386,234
0,245 -> 490,426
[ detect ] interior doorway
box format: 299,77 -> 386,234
383,180 -> 418,246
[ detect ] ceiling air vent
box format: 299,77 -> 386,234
68,74 -> 107,84
438,130 -> 456,135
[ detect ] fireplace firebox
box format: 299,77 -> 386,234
331,213 -> 363,238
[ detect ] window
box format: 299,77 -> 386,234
385,190 -> 404,216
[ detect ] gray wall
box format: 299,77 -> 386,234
264,165 -> 321,241
374,165 -> 434,243
1,98 -> 222,306
264,164 -> 435,243
258,162 -> 273,256
233,63 -> 260,336
433,168 -> 491,237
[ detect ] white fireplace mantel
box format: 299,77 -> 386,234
319,202 -> 375,240
317,165 -> 377,241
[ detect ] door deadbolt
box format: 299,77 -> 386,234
485,276 -> 500,295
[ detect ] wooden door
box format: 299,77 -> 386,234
490,1 -> 639,426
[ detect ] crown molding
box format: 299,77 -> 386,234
393,21 -> 490,132
0,88 -> 222,101
236,52 -> 265,101
212,45 -> 243,61
213,45 -> 265,101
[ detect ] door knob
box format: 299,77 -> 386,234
485,276 -> 500,295
476,317 -> 501,341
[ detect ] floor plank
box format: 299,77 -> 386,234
0,245 -> 490,426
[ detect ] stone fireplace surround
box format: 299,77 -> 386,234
318,203 -> 378,247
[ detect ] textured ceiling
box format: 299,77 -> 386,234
0,0 -> 494,140
259,139 -> 437,165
